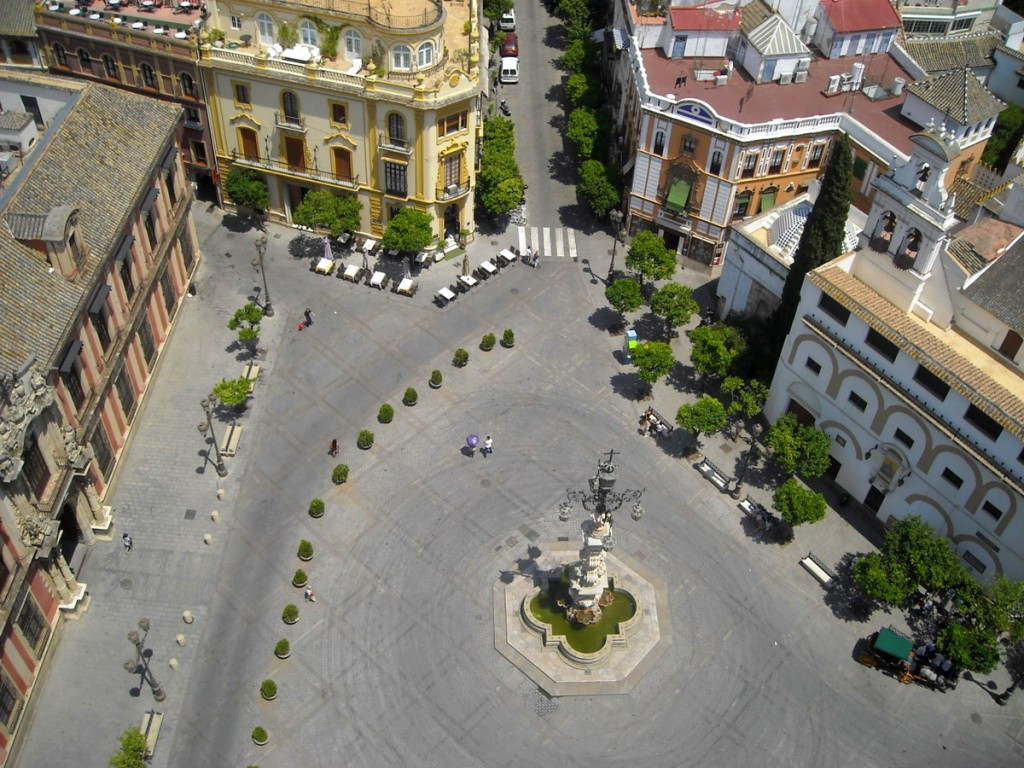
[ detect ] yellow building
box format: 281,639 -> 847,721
200,0 -> 484,239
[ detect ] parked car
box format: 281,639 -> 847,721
500,32 -> 519,58
499,9 -> 516,31
499,57 -> 519,84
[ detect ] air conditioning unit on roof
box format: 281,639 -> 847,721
778,72 -> 793,85
826,74 -> 841,94
797,58 -> 811,72
794,70 -> 809,83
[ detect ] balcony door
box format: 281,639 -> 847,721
285,137 -> 305,172
240,128 -> 259,160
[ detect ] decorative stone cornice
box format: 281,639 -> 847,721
0,369 -> 55,484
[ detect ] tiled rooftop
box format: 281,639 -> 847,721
0,111 -> 34,131
669,6 -> 742,32
906,68 -> 1005,126
820,0 -> 901,33
639,48 -> 921,154
964,234 -> 1024,333
903,32 -> 1000,74
0,0 -> 38,36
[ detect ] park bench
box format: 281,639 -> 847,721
241,362 -> 261,382
799,552 -> 836,590
220,422 -> 243,457
696,456 -> 733,492
640,408 -> 673,438
140,709 -> 163,759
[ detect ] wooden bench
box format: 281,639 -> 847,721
640,408 -> 673,437
220,422 -> 243,457
140,709 -> 163,759
738,496 -> 760,518
696,457 -> 733,492
799,552 -> 836,590
241,362 -> 261,382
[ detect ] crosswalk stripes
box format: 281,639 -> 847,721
516,226 -> 579,259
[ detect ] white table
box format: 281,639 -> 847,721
396,278 -> 416,296
314,257 -> 334,275
174,31 -> 188,38
479,261 -> 498,277
370,271 -> 388,289
342,264 -> 362,282
498,248 -> 517,266
363,238 -> 378,254
131,21 -> 145,29
436,287 -> 456,304
89,12 -> 101,18
69,8 -> 82,15
458,274 -> 478,289
154,26 -> 166,34
415,251 -> 429,264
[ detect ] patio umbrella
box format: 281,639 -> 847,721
362,247 -> 370,273
323,237 -> 334,262
462,253 -> 469,276
466,434 -> 479,449
402,256 -> 411,280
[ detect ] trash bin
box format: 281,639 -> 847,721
624,329 -> 638,363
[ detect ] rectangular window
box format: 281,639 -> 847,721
233,83 -> 250,106
941,467 -> 964,489
964,404 -> 1003,441
330,102 -> 348,126
682,136 -> 697,154
894,428 -> 914,449
741,153 -> 757,179
91,425 -> 115,479
191,140 -> 208,167
768,149 -> 784,175
865,328 -> 899,362
853,156 -> 868,180
180,231 -> 196,271
144,210 -> 157,249
732,192 -> 751,219
0,558 -> 9,602
950,17 -> 974,32
809,144 -> 824,168
184,107 -> 201,127
230,14 -> 242,29
384,161 -> 407,197
982,500 -> 1004,521
805,357 -> 822,375
0,673 -> 24,731
817,293 -> 850,325
23,434 -> 51,501
848,391 -> 867,411
61,367 -> 85,412
438,111 -> 468,136
159,268 -> 177,318
963,550 -> 986,573
165,169 -> 177,207
120,256 -> 135,300
115,367 -> 137,423
137,317 -> 156,368
443,153 -> 460,188
16,599 -> 48,654
913,365 -> 949,401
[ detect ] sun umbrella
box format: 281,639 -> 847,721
362,246 -> 370,273
402,256 -> 411,280
466,435 -> 479,448
462,253 -> 469,276
323,237 -> 334,262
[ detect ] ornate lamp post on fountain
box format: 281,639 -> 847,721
607,209 -> 626,283
252,234 -> 273,316
125,618 -> 166,702
556,449 -> 645,624
198,393 -> 228,477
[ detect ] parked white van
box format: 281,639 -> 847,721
499,57 -> 520,84
499,9 -> 516,31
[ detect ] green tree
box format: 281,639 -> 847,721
483,0 -> 513,20
224,166 -> 269,214
688,324 -> 747,388
477,118 -> 524,218
110,727 -> 147,768
981,103 -> 1024,172
212,376 -> 253,407
938,621 -> 1001,674
720,376 -> 769,421
632,340 -> 675,389
883,515 -> 967,593
291,190 -> 361,236
560,38 -> 588,72
605,278 -> 643,327
774,132 -> 853,350
765,413 -> 831,477
565,72 -> 591,106
675,396 -> 727,449
577,160 -> 620,218
988,576 -> 1024,642
382,208 -> 434,253
772,478 -> 827,526
566,107 -> 599,159
227,302 -> 263,352
650,283 -> 699,338
625,231 -> 675,288
852,552 -> 912,606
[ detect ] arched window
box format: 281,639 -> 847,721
300,20 -> 318,46
710,150 -> 722,175
78,49 -> 92,68
140,63 -> 157,89
895,227 -> 922,270
103,54 -> 118,79
282,91 -> 300,123
417,41 -> 434,68
870,210 -> 896,252
387,113 -> 406,148
256,13 -> 275,46
653,131 -> 665,155
344,29 -> 362,59
180,73 -> 196,98
52,44 -> 67,68
392,44 -> 411,70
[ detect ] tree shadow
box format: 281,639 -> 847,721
824,553 -> 879,623
804,477 -> 886,548
221,213 -> 260,234
588,306 -> 622,334
664,360 -> 699,394
609,371 -> 643,401
288,234 -> 325,261
548,148 -> 578,186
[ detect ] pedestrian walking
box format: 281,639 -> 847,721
328,438 -> 338,457
304,586 -> 317,602
483,436 -> 493,456
303,308 -> 314,327
122,533 -> 133,553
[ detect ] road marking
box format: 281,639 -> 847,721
567,229 -> 577,260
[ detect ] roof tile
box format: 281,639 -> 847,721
905,68 -> 1004,126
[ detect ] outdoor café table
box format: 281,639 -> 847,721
497,248 -> 516,266
415,251 -> 429,265
174,30 -> 188,38
458,274 -> 478,290
479,260 -> 498,278
69,7 -> 82,13
363,238 -> 379,254
437,286 -> 456,303
314,257 -> 334,275
89,11 -> 101,17
396,278 -> 416,296
131,21 -> 145,28
370,271 -> 388,289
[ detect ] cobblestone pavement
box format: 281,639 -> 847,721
14,204 -> 1024,767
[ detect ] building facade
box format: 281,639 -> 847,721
200,0 -> 485,239
0,71 -> 199,764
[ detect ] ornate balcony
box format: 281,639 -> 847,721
275,112 -> 306,132
230,150 -> 358,188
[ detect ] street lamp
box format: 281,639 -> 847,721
607,209 -> 626,283
199,394 -> 228,477
124,618 -> 166,702
251,234 -> 273,316
731,422 -> 764,499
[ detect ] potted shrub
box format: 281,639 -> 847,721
502,329 -> 515,348
308,498 -> 325,518
357,430 -> 374,450
403,387 -> 418,406
282,604 -> 299,624
332,463 -> 349,484
378,403 -> 394,423
274,638 -> 291,659
453,348 -> 469,367
480,333 -> 496,351
429,369 -> 443,389
292,568 -> 308,588
297,540 -> 313,561
252,726 -> 269,746
260,679 -> 277,701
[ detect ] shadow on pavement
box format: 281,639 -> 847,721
823,553 -> 877,623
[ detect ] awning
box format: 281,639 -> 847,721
873,627 -> 914,661
161,145 -> 178,171
88,284 -> 111,314
611,28 -> 628,52
140,187 -> 159,213
59,340 -> 82,373
114,234 -> 134,262
759,190 -> 776,213
665,178 -> 691,213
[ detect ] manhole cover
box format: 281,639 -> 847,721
120,578 -> 133,590
225,251 -> 232,259
524,528 -> 539,542
970,712 -> 983,725
184,508 -> 197,520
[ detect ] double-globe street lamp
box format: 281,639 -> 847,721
251,234 -> 273,316
607,209 -> 627,283
198,393 -> 228,477
124,618 -> 166,702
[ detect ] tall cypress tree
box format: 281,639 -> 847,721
774,132 -> 854,336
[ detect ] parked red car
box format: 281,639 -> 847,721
500,32 -> 519,58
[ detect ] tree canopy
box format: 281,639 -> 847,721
483,0 -> 513,20
632,341 -> 675,385
605,278 -> 643,318
772,478 -> 827,526
477,118 -> 524,217
212,376 -> 253,407
382,208 -> 434,253
578,160 -> 620,219
720,376 -> 769,422
291,190 -> 361,236
675,396 -> 727,445
227,302 -> 263,347
110,727 -> 148,768
224,167 -> 269,214
625,231 -> 675,286
566,107 -> 599,159
688,324 -> 747,385
650,283 -> 699,337
765,412 -> 831,477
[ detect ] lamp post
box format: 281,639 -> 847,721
607,209 -> 625,283
731,422 -> 763,499
124,618 -> 166,702
251,234 -> 273,316
199,394 -> 228,477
